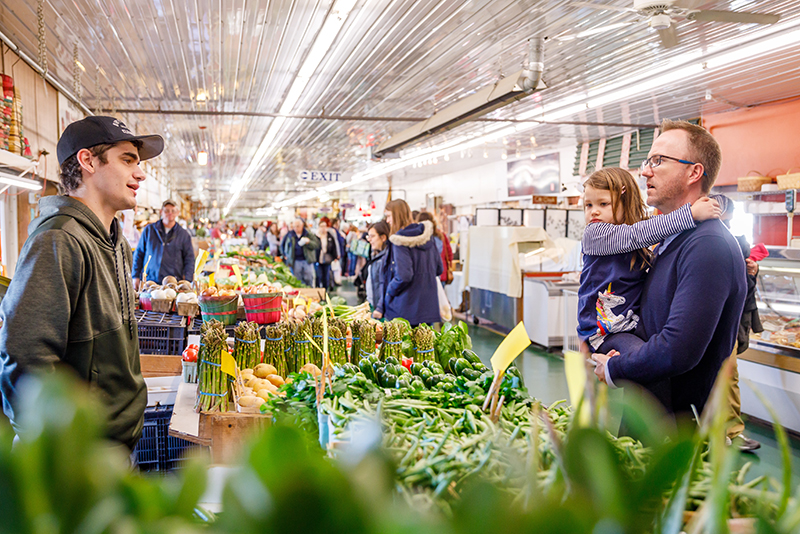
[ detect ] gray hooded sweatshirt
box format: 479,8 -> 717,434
0,195 -> 146,450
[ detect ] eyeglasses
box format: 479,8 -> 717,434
640,154 -> 707,177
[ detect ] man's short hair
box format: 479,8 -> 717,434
660,119 -> 721,194
58,140 -> 143,195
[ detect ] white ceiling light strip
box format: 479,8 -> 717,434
273,17 -> 800,209
225,0 -> 359,214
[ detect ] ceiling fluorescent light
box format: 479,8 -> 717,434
275,19 -> 800,208
197,151 -> 208,166
225,0 -> 357,214
0,172 -> 42,191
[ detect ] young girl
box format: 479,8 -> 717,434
578,167 -> 720,356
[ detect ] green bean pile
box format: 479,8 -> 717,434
196,320 -> 230,412
233,321 -> 260,370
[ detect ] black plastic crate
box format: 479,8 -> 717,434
133,418 -> 161,471
135,405 -> 208,473
135,310 -> 187,355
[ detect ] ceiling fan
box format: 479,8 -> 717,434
561,0 -> 781,48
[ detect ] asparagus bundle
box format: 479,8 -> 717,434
280,322 -> 297,374
234,321 -> 261,370
329,318 -> 348,365
311,317 -> 325,367
196,320 -> 230,412
263,324 -> 286,377
295,318 -> 314,369
380,320 -> 403,361
354,321 -> 376,361
413,325 -> 436,362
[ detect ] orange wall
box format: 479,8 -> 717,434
704,98 -> 800,187
704,98 -> 800,245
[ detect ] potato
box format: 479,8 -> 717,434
162,276 -> 178,286
300,363 -> 322,377
285,377 -> 293,385
256,384 -> 278,401
243,368 -> 254,375
265,374 -> 285,387
242,387 -> 254,395
254,363 -> 277,378
245,376 -> 261,389
238,395 -> 265,408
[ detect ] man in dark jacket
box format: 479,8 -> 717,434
132,199 -> 194,288
0,116 -> 163,451
281,218 -> 320,287
593,120 -> 746,420
383,220 -> 443,325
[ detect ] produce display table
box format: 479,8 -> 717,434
168,381 -> 270,464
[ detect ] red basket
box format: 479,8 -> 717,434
139,292 -> 153,311
242,293 -> 282,324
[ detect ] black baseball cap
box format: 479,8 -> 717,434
57,116 -> 164,165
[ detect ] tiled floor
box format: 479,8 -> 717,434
336,280 -> 800,487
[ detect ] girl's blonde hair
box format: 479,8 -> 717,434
584,167 -> 650,268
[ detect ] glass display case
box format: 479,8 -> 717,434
749,246 -> 800,356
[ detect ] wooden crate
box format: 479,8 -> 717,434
140,354 -> 183,377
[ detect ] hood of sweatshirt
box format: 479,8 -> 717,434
31,195 -> 118,249
389,221 -> 435,250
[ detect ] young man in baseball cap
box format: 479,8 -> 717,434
0,116 -> 164,452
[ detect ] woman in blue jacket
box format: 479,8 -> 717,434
382,199 -> 442,326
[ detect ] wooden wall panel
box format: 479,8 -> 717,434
2,46 -> 60,183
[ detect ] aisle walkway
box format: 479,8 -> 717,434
333,280 -> 800,486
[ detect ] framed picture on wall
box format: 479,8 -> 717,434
499,209 -> 523,226
506,153 -> 560,197
475,208 -> 499,226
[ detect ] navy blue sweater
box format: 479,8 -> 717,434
606,219 -> 746,415
132,221 -> 194,282
383,221 -> 443,325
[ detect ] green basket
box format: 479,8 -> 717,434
198,295 -> 239,325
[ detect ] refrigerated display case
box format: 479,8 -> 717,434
738,246 -> 800,433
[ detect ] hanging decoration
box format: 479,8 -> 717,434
36,0 -> 47,77
72,43 -> 82,102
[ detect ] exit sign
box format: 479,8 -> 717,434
300,170 -> 342,182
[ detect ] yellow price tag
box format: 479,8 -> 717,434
209,272 -> 216,288
194,249 -> 209,276
564,351 -> 591,426
214,248 -> 221,260
221,349 -> 237,378
489,322 -> 531,374
232,264 -> 244,289
142,255 -> 151,284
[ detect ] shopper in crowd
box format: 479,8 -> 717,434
211,220 -> 224,240
346,224 -> 360,277
365,221 -> 391,318
315,217 -> 341,290
281,217 -> 320,287
132,199 -> 195,289
265,222 -> 281,258
382,199 -> 443,325
592,120 -> 747,420
0,116 -> 164,451
244,222 -> 256,245
254,223 -> 266,250
710,194 -> 763,451
331,218 -> 348,283
279,221 -> 289,241
411,210 -> 420,222
417,211 -> 453,286
195,222 -> 207,238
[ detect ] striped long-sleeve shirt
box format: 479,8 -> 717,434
577,203 -> 696,348
581,203 -> 696,256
